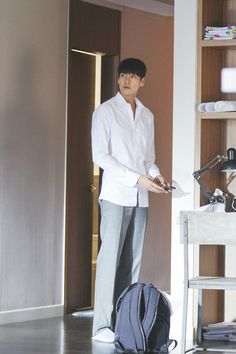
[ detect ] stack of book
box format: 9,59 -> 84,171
203,322 -> 236,341
204,26 -> 236,40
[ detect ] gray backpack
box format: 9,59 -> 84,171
114,282 -> 177,353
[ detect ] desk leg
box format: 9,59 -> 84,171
197,289 -> 203,344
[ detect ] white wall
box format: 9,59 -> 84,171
170,0 -> 198,342
82,0 -> 174,16
100,0 -> 174,16
0,0 -> 68,322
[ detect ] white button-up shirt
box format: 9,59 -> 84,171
91,92 -> 160,207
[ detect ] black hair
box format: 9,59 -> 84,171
118,58 -> 147,79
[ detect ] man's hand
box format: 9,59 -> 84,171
137,175 -> 167,193
154,175 -> 169,186
153,175 -> 172,191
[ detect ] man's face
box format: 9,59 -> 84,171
118,73 -> 145,99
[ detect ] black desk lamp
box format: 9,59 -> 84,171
193,148 -> 236,203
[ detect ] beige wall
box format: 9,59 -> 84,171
0,0 -> 68,313
121,7 -> 174,290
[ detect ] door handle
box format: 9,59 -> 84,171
89,184 -> 97,193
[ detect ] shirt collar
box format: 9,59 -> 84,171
115,91 -> 144,111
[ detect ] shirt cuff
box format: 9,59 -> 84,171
148,165 -> 161,179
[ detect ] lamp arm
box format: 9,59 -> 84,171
193,154 -> 225,179
193,176 -> 217,203
193,154 -> 226,203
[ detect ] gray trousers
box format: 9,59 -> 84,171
92,200 -> 148,336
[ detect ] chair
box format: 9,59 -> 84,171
180,211 -> 236,353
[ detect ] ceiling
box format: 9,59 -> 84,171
154,0 -> 174,5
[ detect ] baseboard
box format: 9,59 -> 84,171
0,304 -> 64,325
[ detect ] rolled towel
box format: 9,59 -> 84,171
198,102 -> 207,112
198,102 -> 216,112
205,102 -> 216,112
215,100 -> 236,112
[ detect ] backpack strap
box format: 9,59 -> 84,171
142,284 -> 160,337
115,282 -> 146,352
130,283 -> 146,351
167,339 -> 178,352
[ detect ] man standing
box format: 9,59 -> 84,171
91,58 -> 170,342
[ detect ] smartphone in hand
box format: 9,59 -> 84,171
163,185 -> 176,191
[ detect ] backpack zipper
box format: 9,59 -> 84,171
146,290 -> 159,339
146,304 -> 158,339
138,289 -> 146,352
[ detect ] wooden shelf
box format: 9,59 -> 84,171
196,0 -> 236,333
200,112 -> 236,120
201,39 -> 236,48
194,340 -> 236,352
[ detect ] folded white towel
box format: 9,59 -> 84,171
215,100 -> 236,112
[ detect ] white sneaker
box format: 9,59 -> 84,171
92,328 -> 115,343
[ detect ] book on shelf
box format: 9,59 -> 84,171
203,333 -> 236,341
204,25 -> 236,40
206,322 -> 236,329
203,322 -> 236,341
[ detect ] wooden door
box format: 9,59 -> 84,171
66,0 -> 120,312
65,51 -> 95,312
